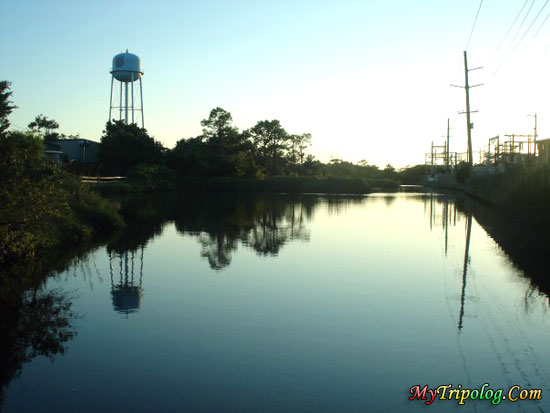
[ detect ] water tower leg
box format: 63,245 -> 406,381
124,82 -> 128,124
139,77 -> 144,128
140,246 -> 144,286
109,76 -> 114,123
119,81 -> 123,121
131,75 -> 135,124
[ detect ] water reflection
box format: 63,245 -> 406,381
3,191 -> 550,411
108,194 -> 365,270
461,197 -> 550,304
420,191 -> 549,412
458,212 -> 472,332
425,189 -> 550,316
109,249 -> 144,315
174,195 -> 315,269
0,287 -> 77,404
424,192 -> 475,331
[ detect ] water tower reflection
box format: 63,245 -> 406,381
109,248 -> 144,316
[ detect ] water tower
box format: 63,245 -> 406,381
108,50 -> 144,127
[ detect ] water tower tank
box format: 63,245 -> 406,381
111,51 -> 143,82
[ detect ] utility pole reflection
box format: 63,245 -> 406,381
458,213 -> 472,332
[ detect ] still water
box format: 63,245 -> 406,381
2,192 -> 550,412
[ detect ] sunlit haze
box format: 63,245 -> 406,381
3,0 -> 550,167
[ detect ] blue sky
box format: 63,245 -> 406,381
3,0 -> 550,167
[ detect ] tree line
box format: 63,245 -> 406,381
3,79 -> 415,195
98,107 -> 402,189
100,107 -> 314,178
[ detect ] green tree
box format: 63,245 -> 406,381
27,114 -> 79,144
398,164 -> 428,184
169,108 -> 258,178
168,136 -> 211,176
383,163 -> 398,180
248,120 -> 289,175
0,81 -> 17,136
0,131 -> 71,262
287,133 -> 311,166
0,83 -> 121,266
200,107 -> 246,175
28,114 -> 62,144
100,120 -> 165,175
301,154 -> 323,177
28,114 -> 59,134
200,107 -> 236,140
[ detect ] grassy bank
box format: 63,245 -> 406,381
91,175 -> 400,195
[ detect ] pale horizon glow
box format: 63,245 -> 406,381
3,0 -> 550,168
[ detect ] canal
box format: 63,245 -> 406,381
2,191 -> 549,412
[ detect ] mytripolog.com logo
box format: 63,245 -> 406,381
409,384 -> 542,406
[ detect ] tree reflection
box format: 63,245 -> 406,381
106,193 -> 364,270
198,233 -> 237,270
0,287 -> 76,404
106,194 -> 170,254
243,201 -> 310,256
174,195 -> 315,269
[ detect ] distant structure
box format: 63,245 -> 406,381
46,138 -> 100,164
108,50 -> 144,127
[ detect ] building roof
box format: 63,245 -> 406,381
52,138 -> 101,163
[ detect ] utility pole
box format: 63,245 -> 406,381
452,51 -> 483,166
446,118 -> 450,172
502,115 -> 538,162
431,141 -> 434,176
464,51 -> 473,165
531,113 -> 537,157
489,136 -> 499,165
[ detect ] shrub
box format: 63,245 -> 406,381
456,161 -> 472,184
127,163 -> 177,191
0,131 -> 123,266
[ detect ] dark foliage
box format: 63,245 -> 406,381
455,161 -> 472,184
162,107 -> 400,191
167,108 -> 257,178
0,288 -> 76,405
0,82 -> 122,267
0,81 -> 17,135
100,120 -> 164,175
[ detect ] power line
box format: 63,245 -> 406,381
508,0 -> 537,49
513,0 -> 549,51
528,8 -> 550,46
492,0 -> 529,55
450,1 -> 484,90
493,0 -> 548,75
465,0 -> 485,50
